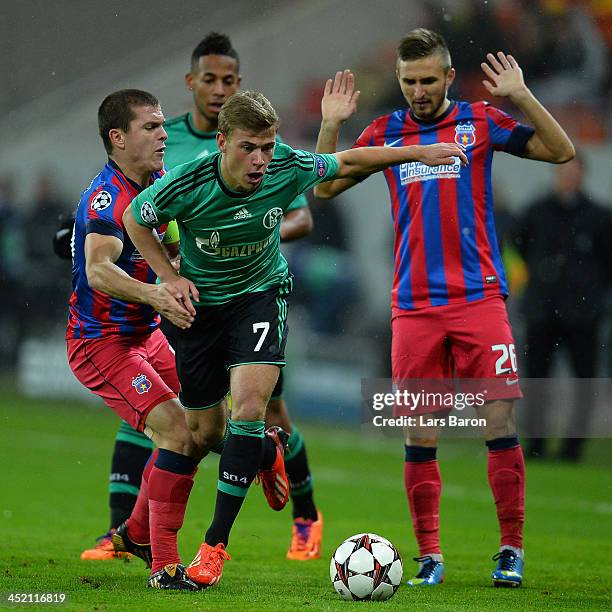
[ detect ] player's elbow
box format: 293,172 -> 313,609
85,262 -> 104,291
296,213 -> 314,237
122,206 -> 135,229
314,184 -> 334,200
545,140 -> 576,164
554,142 -> 576,164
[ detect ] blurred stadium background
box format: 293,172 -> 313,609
1,0 -> 611,433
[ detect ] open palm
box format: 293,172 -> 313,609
481,52 -> 525,98
321,69 -> 361,123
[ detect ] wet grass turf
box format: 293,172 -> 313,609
1,394 -> 610,610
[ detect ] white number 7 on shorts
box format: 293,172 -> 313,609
252,321 -> 270,352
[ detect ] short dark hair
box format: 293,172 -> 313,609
190,32 -> 240,71
398,28 -> 452,71
98,89 -> 159,154
218,91 -> 278,138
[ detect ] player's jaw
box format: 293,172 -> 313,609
409,95 -> 446,120
150,143 -> 166,170
195,98 -> 224,124
130,143 -> 165,180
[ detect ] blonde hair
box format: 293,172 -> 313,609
218,91 -> 279,137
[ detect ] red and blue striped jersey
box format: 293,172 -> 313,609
66,160 -> 166,339
353,100 -> 534,311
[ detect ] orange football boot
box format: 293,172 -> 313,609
185,542 -> 231,587
80,529 -> 130,561
286,511 -> 323,560
257,426 -> 290,511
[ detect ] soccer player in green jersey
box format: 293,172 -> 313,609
81,33 -> 320,563
123,89 -> 467,588
164,33 -> 323,558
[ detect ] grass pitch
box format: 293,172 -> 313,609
1,393 -> 611,610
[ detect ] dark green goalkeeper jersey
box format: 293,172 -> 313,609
164,113 -> 307,212
132,143 -> 339,305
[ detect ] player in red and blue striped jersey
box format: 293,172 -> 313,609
68,162 -> 168,338
352,100 -> 528,310
314,29 -> 574,588
67,89 -> 211,590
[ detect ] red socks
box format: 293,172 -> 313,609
125,448 -> 158,544
404,439 -> 526,556
404,447 -> 442,555
148,465 -> 195,573
126,448 -> 198,574
487,442 -> 525,550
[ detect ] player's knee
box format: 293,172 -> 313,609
191,420 -> 226,453
167,422 -> 199,456
232,396 -> 267,421
149,399 -> 198,456
157,427 -> 198,458
482,410 -> 516,439
483,422 -> 516,440
405,435 -> 438,447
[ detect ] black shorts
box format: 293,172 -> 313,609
175,281 -> 291,409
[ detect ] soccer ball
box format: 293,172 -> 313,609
330,533 -> 403,601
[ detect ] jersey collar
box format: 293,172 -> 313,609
107,159 -> 154,192
186,113 -> 218,139
408,100 -> 456,125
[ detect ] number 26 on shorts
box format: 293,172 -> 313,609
491,343 -> 517,375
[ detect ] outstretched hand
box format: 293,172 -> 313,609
321,69 -> 360,124
154,275 -> 200,329
481,52 -> 526,98
416,143 -> 469,167
149,281 -> 197,329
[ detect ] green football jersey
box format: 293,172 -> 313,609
132,143 -> 339,305
163,113 -> 218,168
164,113 -> 306,212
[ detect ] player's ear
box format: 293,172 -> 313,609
185,72 -> 194,91
236,74 -> 242,88
217,131 -> 226,152
446,67 -> 456,89
108,128 -> 125,151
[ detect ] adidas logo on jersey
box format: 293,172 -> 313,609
234,207 -> 252,220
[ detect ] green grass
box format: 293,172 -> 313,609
0,394 -> 611,610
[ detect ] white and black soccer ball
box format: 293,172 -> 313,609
330,533 -> 403,601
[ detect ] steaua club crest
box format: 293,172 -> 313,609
455,122 -> 476,148
132,374 -> 152,394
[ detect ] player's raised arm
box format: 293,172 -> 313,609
314,70 -> 361,199
313,70 -> 467,197
122,204 -> 199,315
85,231 -> 195,328
481,52 -> 574,163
